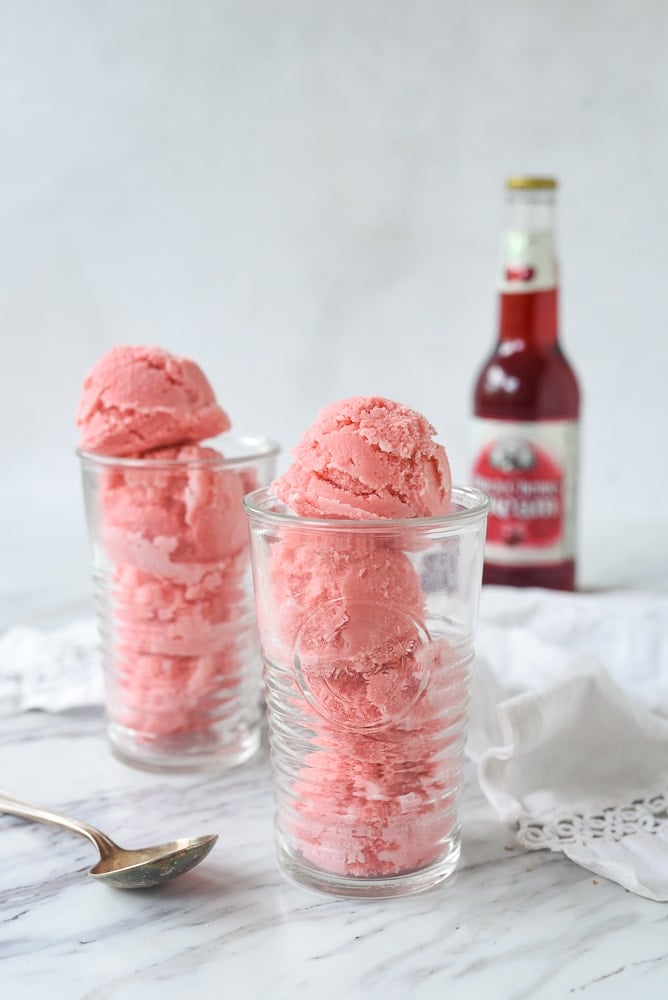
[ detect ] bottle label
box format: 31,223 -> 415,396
499,230 -> 557,293
471,418 -> 578,566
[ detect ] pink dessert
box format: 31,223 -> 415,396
77,345 -> 230,456
266,397 -> 463,880
289,640 -> 467,877
78,346 -> 256,741
273,395 -> 452,519
99,444 -> 251,576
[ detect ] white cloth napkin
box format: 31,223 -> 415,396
0,619 -> 102,714
469,587 -> 668,902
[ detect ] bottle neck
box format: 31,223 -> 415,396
496,188 -> 559,349
498,288 -> 559,348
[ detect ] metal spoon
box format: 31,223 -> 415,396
0,787 -> 218,888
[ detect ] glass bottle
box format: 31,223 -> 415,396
471,176 -> 580,590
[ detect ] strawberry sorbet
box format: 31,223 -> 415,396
78,346 -> 274,767
246,396 -> 481,892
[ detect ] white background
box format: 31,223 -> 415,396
2,0 -> 668,624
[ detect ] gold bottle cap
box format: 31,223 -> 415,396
506,176 -> 558,190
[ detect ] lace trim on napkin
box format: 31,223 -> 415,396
518,789 -> 668,851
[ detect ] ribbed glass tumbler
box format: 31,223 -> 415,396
79,434 -> 279,772
244,486 -> 489,897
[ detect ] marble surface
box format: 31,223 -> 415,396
1,701 -> 666,999
2,521 -> 667,999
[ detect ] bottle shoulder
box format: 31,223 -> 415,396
473,343 -> 580,420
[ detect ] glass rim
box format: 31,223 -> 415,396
243,485 -> 490,530
76,433 -> 281,469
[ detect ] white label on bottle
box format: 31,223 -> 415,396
499,229 -> 557,293
471,418 -> 578,566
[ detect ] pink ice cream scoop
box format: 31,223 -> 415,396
99,443 -> 252,576
266,534 -> 427,730
272,396 -> 452,519
77,345 -> 230,456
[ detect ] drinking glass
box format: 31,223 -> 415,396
244,486 -> 489,896
79,434 -> 279,771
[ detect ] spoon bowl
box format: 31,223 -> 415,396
89,834 -> 218,888
0,787 -> 218,889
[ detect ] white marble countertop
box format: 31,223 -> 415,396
1,695 -> 666,999
2,528 -> 668,999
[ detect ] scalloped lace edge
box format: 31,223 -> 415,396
517,788 -> 668,851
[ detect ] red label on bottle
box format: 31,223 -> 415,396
471,419 -> 578,566
505,264 -> 536,283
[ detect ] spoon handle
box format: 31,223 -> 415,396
0,787 -> 119,858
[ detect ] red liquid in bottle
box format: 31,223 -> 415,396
471,179 -> 580,590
